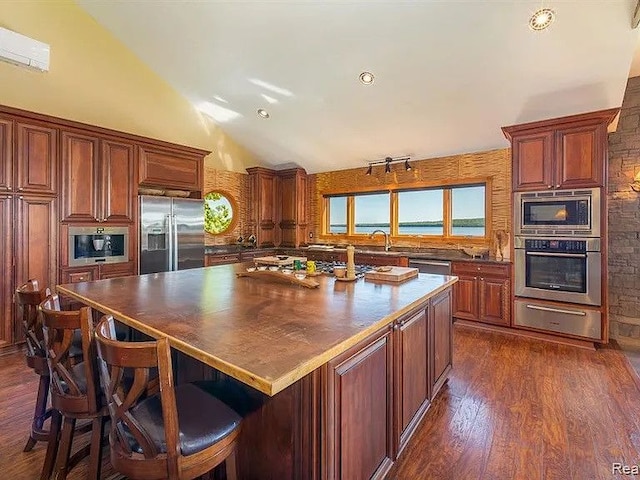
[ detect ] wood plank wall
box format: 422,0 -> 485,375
203,166 -> 250,246
308,148 -> 512,250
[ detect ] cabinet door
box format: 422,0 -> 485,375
205,254 -> 240,266
430,288 -> 452,399
556,124 -> 603,189
512,130 -> 554,191
16,122 -> 58,194
0,196 -> 13,346
325,327 -> 394,480
101,140 -> 135,223
452,274 -> 479,321
61,131 -> 99,222
15,195 -> 57,342
0,118 -> 12,192
99,261 -> 136,279
139,146 -> 202,192
479,276 -> 510,326
395,309 -> 429,453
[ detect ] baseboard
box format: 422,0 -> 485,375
453,319 -> 597,351
0,343 -> 24,357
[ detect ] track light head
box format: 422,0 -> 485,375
404,159 -> 412,171
385,158 -> 391,174
366,164 -> 372,176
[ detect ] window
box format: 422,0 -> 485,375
328,196 -> 347,233
397,189 -> 443,236
323,182 -> 486,239
354,193 -> 390,234
451,185 -> 485,237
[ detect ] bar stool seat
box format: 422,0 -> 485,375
95,314 -> 242,480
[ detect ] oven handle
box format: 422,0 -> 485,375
525,252 -> 587,258
525,304 -> 587,316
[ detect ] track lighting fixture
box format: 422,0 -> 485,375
364,156 -> 412,175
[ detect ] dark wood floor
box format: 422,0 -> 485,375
2,324 -> 640,479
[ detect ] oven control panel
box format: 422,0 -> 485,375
524,239 -> 586,253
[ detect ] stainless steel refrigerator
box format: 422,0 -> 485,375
139,195 -> 205,274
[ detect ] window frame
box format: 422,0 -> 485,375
321,178 -> 491,243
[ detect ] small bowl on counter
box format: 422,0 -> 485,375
294,272 -> 306,280
246,267 -> 256,272
257,266 -> 268,271
282,269 -> 293,275
268,266 -> 279,271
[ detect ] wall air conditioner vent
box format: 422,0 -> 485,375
0,27 -> 50,72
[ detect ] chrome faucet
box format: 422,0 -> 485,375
370,229 -> 391,252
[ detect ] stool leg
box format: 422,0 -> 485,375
40,409 -> 61,480
53,416 -> 76,480
86,416 -> 105,479
225,449 -> 237,480
24,374 -> 51,452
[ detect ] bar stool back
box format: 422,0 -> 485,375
15,279 -> 51,452
95,315 -> 242,480
39,294 -> 107,480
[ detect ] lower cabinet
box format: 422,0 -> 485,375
452,262 -> 510,326
204,253 -> 240,266
60,261 -> 135,283
324,326 -> 394,480
324,286 -> 454,479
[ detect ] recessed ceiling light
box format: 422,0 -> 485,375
257,108 -> 270,119
529,8 -> 555,31
359,71 -> 375,85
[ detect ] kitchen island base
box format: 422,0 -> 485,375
173,288 -> 452,480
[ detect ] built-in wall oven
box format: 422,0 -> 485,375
514,187 -> 600,237
514,237 -> 601,306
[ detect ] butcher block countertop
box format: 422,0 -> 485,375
57,264 -> 457,396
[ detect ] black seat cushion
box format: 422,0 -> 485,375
124,383 -> 241,456
57,361 -> 87,394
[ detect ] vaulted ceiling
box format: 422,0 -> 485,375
77,1 -> 639,173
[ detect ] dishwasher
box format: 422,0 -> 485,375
408,258 -> 452,275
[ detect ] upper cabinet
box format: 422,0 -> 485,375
61,130 -> 135,224
138,145 -> 203,196
278,167 -> 308,248
0,119 -> 12,192
247,167 -> 278,248
503,108 -> 618,192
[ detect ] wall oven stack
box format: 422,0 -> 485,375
513,188 -> 603,340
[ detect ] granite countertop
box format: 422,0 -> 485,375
205,245 -> 511,264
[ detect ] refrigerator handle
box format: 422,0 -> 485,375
173,214 -> 179,271
166,214 -> 173,271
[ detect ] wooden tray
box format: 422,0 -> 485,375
364,267 -> 419,283
237,270 -> 319,288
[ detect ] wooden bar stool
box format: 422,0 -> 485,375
39,294 -> 108,480
15,279 -> 52,452
95,315 -> 242,480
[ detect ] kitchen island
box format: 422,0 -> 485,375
57,264 -> 457,480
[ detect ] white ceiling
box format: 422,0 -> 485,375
77,1 -> 639,174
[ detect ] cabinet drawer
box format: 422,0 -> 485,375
355,254 -> 407,267
62,267 -> 98,284
452,262 -> 509,278
100,262 -> 135,279
241,249 -> 276,261
205,254 -> 240,266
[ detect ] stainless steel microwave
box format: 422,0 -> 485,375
68,226 -> 129,266
514,188 -> 600,237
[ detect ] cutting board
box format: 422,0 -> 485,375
364,267 -> 419,283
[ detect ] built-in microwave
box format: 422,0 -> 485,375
514,188 -> 600,237
68,226 -> 128,266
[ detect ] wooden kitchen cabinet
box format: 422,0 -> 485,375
324,325 -> 394,480
61,131 -> 135,224
278,167 -> 308,248
14,195 -> 58,343
394,307 -> 429,454
503,108 -> 618,192
356,253 -> 408,267
430,288 -> 452,398
0,118 -> 12,192
452,262 -> 510,326
15,122 -> 58,195
205,253 -> 240,266
247,167 -> 278,248
60,261 -> 135,284
139,145 -> 203,194
0,196 -> 12,347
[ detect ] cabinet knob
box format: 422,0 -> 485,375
18,187 -> 23,190
555,184 -> 560,188
19,196 -> 23,199
480,277 -> 484,281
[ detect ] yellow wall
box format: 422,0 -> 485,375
0,0 -> 257,173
